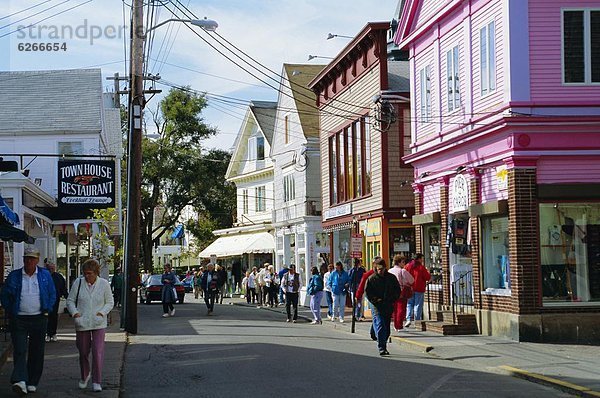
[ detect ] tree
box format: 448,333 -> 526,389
138,88 -> 235,272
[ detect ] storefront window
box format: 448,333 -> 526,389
389,228 -> 415,261
424,225 -> 442,284
481,216 -> 510,290
287,234 -> 296,266
333,229 -> 351,269
315,232 -> 329,249
297,233 -> 305,250
540,203 -> 600,304
298,253 -> 306,286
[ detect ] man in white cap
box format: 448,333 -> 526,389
1,246 -> 56,395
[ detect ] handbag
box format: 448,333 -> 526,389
70,278 -> 82,317
400,284 -> 414,299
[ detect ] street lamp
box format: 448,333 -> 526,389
307,54 -> 334,61
327,33 -> 353,40
123,1 -> 218,334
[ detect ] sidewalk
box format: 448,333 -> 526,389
235,298 -> 600,397
0,304 -> 126,397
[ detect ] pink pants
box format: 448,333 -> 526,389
75,328 -> 106,384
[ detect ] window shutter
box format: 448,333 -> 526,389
480,26 -> 488,95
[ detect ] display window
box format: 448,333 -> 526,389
540,203 -> 600,304
333,229 -> 352,269
423,225 -> 442,285
481,216 -> 510,291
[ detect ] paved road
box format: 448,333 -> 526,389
122,295 -> 570,398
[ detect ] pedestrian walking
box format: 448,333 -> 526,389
160,263 -> 178,318
307,266 -> 324,324
110,268 -> 124,308
388,255 -> 415,331
201,263 -> 220,315
348,258 -> 366,321
278,264 -> 289,305
1,247 -> 56,395
256,265 -> 267,306
404,254 -> 431,327
323,264 -> 334,320
281,264 -> 302,323
327,261 -> 350,323
46,262 -> 67,342
194,268 -> 204,299
264,265 -> 278,307
365,258 -> 401,356
242,271 -> 250,302
216,264 -> 227,304
247,267 -> 257,304
66,259 -> 114,392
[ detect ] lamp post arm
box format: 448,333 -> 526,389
145,18 -> 192,35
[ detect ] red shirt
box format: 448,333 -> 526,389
355,269 -> 374,300
405,260 -> 431,293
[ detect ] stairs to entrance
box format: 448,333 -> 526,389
420,310 -> 479,335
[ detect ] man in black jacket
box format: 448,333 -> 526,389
365,258 -> 400,356
46,262 -> 67,342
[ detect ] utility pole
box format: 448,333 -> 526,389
123,0 -> 144,334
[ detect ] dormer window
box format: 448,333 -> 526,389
247,136 -> 265,161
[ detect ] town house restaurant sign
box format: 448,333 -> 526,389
58,160 -> 115,207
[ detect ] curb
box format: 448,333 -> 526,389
391,336 -> 434,353
499,365 -> 600,398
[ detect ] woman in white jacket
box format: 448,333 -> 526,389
67,259 -> 114,392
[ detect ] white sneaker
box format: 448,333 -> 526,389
78,373 -> 91,389
50,335 -> 58,342
45,335 -> 51,342
92,383 -> 102,392
27,385 -> 37,393
12,381 -> 27,395
310,320 -> 318,324
169,309 -> 175,316
404,320 -> 411,328
162,313 -> 170,318
339,318 -> 345,323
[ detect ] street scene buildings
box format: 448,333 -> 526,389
1,0 -> 600,396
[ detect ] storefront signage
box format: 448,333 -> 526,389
58,160 -> 115,208
451,174 -> 469,213
496,165 -> 508,191
323,203 -> 352,220
394,242 -> 410,252
351,233 -> 363,258
366,219 -> 381,237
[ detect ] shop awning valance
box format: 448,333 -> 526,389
0,222 -> 35,243
199,232 -> 274,258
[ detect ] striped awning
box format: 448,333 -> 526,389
322,221 -> 353,233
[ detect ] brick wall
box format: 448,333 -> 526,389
469,173 -> 482,309
415,190 -> 423,252
507,168 -> 539,315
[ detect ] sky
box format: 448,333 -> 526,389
1,0 -> 400,151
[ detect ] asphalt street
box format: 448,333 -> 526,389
122,295 -> 571,398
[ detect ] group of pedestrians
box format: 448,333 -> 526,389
1,248 -> 114,395
241,263 -> 281,308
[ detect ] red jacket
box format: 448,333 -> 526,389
355,269 -> 374,301
405,261 -> 431,293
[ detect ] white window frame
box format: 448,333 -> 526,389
419,65 -> 432,123
562,8 -> 600,85
247,137 -> 257,161
242,189 -> 249,214
255,186 -> 266,212
58,141 -> 83,156
480,20 -> 496,96
447,45 -> 461,112
283,174 -> 295,203
284,114 -> 291,145
256,136 -> 265,160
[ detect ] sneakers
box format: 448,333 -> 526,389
12,381 -> 27,396
379,350 -> 390,356
404,320 -> 411,328
45,335 -> 51,343
310,320 -> 318,324
27,385 -> 37,393
339,318 -> 345,323
285,319 -> 290,323
79,373 -> 91,389
162,313 -> 170,318
92,383 -> 102,392
292,320 -> 297,323
169,309 -> 175,317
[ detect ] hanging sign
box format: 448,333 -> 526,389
351,233 -> 363,258
451,174 -> 469,213
58,160 -> 115,208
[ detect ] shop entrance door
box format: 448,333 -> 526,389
366,241 -> 381,270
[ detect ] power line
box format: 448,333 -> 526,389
0,0 -> 70,30
0,0 -> 54,22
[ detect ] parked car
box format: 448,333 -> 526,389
139,275 -> 185,304
181,275 -> 194,293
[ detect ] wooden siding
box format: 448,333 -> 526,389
414,0 -> 454,31
529,0 -> 600,101
320,64 -> 381,215
414,46 -> 438,140
471,1 -> 505,116
388,107 -> 414,209
423,182 -> 441,213
537,158 -> 600,184
481,167 -> 508,203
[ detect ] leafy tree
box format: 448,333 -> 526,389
138,88 -> 234,271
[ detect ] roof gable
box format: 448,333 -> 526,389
395,0 -> 461,48
225,101 -> 276,180
282,64 -> 325,138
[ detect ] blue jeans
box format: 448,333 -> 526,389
406,291 -> 425,321
332,293 -> 346,320
371,306 -> 391,352
10,315 -> 48,386
325,291 -> 333,317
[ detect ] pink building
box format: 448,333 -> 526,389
395,0 -> 600,343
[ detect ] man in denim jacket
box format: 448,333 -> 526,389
1,247 -> 56,395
